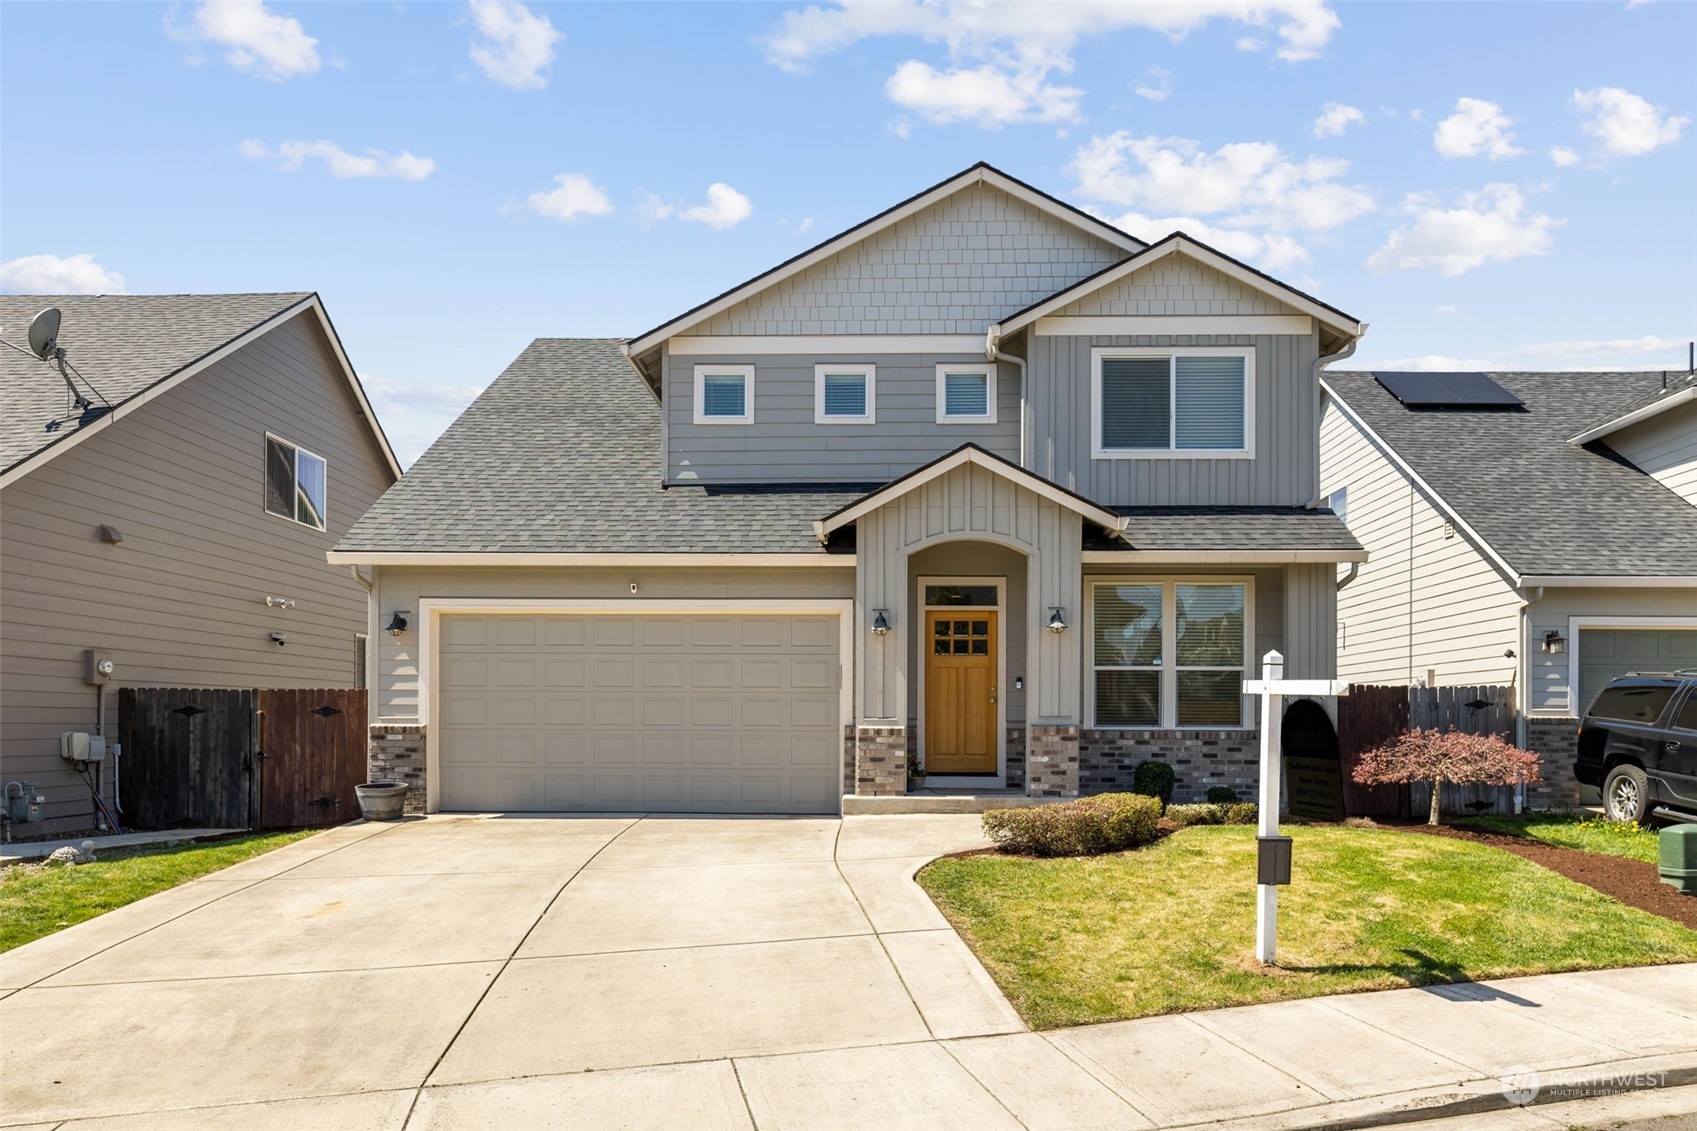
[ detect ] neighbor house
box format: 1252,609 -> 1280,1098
1319,369 -> 1697,805
1,293 -> 400,834
332,163 -> 1366,816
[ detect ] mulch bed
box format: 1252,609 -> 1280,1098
1377,820 -> 1697,930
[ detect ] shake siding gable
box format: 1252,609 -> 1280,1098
0,311 -> 395,830
1319,398 -> 1523,688
1050,256 -> 1305,318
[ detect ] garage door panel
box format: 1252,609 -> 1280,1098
1675,635 -> 1697,660
438,612 -> 841,814
1578,628 -> 1697,715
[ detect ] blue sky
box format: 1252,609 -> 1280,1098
3,1 -> 1693,463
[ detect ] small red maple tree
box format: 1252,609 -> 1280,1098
1352,728 -> 1543,825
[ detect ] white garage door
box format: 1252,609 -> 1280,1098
436,613 -> 843,813
1577,628 -> 1697,715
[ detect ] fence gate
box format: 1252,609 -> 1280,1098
257,689 -> 367,828
118,688 -> 256,829
1335,683 -> 1518,818
1336,684 -> 1411,818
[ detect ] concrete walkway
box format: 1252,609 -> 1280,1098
0,813 -> 1692,1129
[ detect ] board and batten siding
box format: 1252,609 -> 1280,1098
906,541 -> 1029,728
1319,397 -> 1523,691
0,311 -> 395,832
1605,402 -> 1697,507
855,462 -> 1082,726
1026,331 -> 1322,506
695,182 -> 1127,336
665,352 -> 1020,483
370,566 -> 857,720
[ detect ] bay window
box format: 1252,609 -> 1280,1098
1090,579 -> 1251,729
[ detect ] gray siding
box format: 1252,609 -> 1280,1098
696,182 -> 1127,336
1607,402 -> 1697,507
666,352 -> 1020,484
1525,587 -> 1697,715
1027,331 -> 1322,506
1052,255 -> 1303,317
0,312 -> 395,833
907,541 -> 1028,729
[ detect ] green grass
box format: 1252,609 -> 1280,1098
1454,811 -> 1662,863
0,832 -> 316,953
918,825 -> 1697,1029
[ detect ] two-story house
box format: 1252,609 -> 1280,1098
332,163 -> 1365,815
2,293 -> 400,834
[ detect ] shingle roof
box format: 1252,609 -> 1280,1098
1325,371 -> 1697,578
336,339 -> 868,554
1,293 -> 314,475
1086,507 -> 1363,553
1572,369 -> 1697,441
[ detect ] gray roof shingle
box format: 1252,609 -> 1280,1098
1,293 -> 313,475
1089,507 -> 1362,553
1325,371 -> 1697,578
1573,370 -> 1697,439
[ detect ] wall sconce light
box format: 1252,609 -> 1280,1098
1047,607 -> 1068,634
871,610 -> 891,636
387,611 -> 410,637
1541,630 -> 1565,654
98,524 -> 124,545
269,631 -> 287,647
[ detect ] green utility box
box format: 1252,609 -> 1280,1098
1660,824 -> 1697,896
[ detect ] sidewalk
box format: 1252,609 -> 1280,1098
0,827 -> 240,863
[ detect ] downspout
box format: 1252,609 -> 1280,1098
1307,325 -> 1367,508
986,325 -> 1029,468
1335,562 -> 1360,591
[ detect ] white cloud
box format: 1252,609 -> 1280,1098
1432,97 -> 1523,159
1,253 -> 127,295
1132,66 -> 1172,102
1434,304 -> 1460,315
884,60 -> 1080,126
1520,334 -> 1686,358
1235,35 -> 1265,52
1365,184 -> 1560,276
679,183 -> 754,229
240,139 -> 437,181
525,173 -> 613,220
1571,86 -> 1688,157
360,375 -> 487,467
1548,146 -> 1581,167
1311,102 -> 1365,137
468,0 -> 563,90
1341,334 -> 1689,374
1106,210 -> 1309,270
1335,354 -> 1492,372
169,0 -> 321,80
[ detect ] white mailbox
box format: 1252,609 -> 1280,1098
60,732 -> 107,763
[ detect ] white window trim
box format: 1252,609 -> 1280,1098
915,575 -> 1007,783
263,431 -> 329,531
1090,346 -> 1255,460
1560,616 -> 1697,716
1085,575 -> 1256,731
693,364 -> 755,424
814,364 -> 876,425
935,363 -> 998,425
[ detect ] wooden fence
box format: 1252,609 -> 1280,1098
1336,683 -> 1518,818
119,688 -> 367,831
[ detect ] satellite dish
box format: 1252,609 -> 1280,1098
27,307 -> 61,360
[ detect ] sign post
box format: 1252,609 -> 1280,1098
1242,651 -> 1347,965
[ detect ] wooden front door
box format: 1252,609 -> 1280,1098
924,610 -> 998,774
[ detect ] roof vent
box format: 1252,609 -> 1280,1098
1372,372 -> 1523,410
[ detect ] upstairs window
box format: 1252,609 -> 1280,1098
694,365 -> 754,424
936,363 -> 997,424
815,364 -> 875,424
265,435 -> 327,530
1093,348 -> 1252,458
1326,486 -> 1349,524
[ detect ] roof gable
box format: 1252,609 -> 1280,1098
1569,370 -> 1697,444
626,163 -> 1145,356
1048,250 -> 1305,318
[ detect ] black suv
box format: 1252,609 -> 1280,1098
1576,672 -> 1697,823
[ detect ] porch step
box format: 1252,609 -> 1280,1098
842,790 -> 1065,814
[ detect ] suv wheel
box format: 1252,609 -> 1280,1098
1603,764 -> 1651,825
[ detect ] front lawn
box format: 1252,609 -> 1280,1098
918,824 -> 1697,1029
0,832 -> 315,953
1455,811 -> 1662,863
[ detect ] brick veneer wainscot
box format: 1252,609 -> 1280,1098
368,725 -> 427,815
855,726 -> 908,796
1026,724 -> 1080,797
1080,730 -> 1261,804
1524,717 -> 1584,808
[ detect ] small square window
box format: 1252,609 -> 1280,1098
935,364 -> 997,424
264,435 -> 327,530
694,365 -> 754,424
815,364 -> 875,424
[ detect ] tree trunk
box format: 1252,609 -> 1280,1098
1428,778 -> 1442,826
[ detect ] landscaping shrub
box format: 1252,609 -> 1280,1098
1222,802 -> 1258,825
982,793 -> 1162,857
1352,728 -> 1542,825
1166,803 -> 1225,827
1205,786 -> 1239,805
1130,761 -> 1176,808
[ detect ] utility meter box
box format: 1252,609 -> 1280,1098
83,649 -> 115,684
60,732 -> 107,763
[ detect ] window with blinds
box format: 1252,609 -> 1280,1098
815,364 -> 875,423
694,365 -> 754,423
1095,352 -> 1249,454
1091,580 -> 1250,729
935,363 -> 997,423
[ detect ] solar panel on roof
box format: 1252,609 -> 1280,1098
1373,372 -> 1524,410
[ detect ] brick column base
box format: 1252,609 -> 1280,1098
1027,724 -> 1080,797
1524,717 -> 1583,809
369,725 -> 427,815
855,726 -> 908,796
